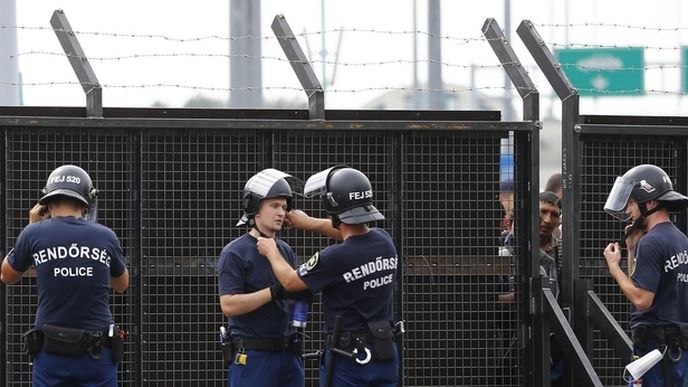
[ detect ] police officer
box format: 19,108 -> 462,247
217,168 -> 305,387
603,164 -> 688,387
256,166 -> 399,387
0,164 -> 129,387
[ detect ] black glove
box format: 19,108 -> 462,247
269,283 -> 286,300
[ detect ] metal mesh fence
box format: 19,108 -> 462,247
1,117 -> 532,387
578,131 -> 686,386
3,127 -> 138,385
401,131 -> 524,386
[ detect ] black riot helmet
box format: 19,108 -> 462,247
304,166 -> 385,226
39,164 -> 97,206
604,164 -> 688,221
237,168 -> 302,227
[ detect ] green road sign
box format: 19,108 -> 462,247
682,47 -> 688,93
555,48 -> 644,96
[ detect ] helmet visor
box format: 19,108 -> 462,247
84,200 -> 99,223
304,167 -> 340,198
604,176 -> 633,220
245,169 -> 303,198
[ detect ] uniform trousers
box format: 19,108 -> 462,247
319,343 -> 398,387
633,340 -> 688,387
228,349 -> 304,387
32,348 -> 117,387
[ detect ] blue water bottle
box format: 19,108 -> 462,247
292,299 -> 309,328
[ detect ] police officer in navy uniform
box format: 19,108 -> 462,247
217,168 -> 305,387
257,166 -> 399,387
603,164 -> 688,387
0,164 -> 129,387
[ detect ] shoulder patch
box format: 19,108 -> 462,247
305,252 -> 319,271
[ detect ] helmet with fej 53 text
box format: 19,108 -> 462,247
304,165 -> 385,225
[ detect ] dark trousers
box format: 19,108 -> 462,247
228,349 -> 304,387
32,348 -> 117,387
319,343 -> 398,387
633,341 -> 688,387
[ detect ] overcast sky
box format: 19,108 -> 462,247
4,0 -> 688,118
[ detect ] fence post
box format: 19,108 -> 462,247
483,18 -> 542,386
518,19 -> 586,387
0,125 -> 5,386
271,15 -> 325,121
50,9 -> 103,118
517,18 -> 580,323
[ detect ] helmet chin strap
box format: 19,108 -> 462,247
619,202 -> 661,247
329,214 -> 341,229
249,216 -> 273,238
252,225 -> 271,238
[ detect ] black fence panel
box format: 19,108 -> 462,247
577,127 -> 688,386
1,113 -> 534,387
401,131 -> 524,387
3,127 -> 138,386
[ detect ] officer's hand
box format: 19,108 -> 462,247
603,242 -> 621,270
29,203 -> 49,224
256,237 -> 278,258
285,210 -> 311,230
623,223 -> 643,252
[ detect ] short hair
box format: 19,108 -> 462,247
545,173 -> 563,194
539,191 -> 561,210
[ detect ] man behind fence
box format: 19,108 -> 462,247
603,164 -> 688,387
256,166 -> 399,387
0,164 -> 129,387
217,168 -> 305,387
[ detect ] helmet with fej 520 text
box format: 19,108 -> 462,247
604,164 -> 688,221
39,164 -> 97,206
237,168 -> 303,227
304,165 -> 385,226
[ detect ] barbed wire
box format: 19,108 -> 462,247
0,50 -> 515,69
0,81 -> 537,94
1,24 -> 492,44
5,81 -> 686,97
9,49 -> 688,73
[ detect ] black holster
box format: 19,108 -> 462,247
680,325 -> 688,350
220,337 -> 232,366
110,326 -> 125,363
366,320 -> 394,362
22,329 -> 44,358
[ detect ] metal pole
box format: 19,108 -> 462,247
518,19 -> 583,387
502,0 -> 515,121
271,15 -> 325,120
427,0 -> 442,109
0,0 -> 20,105
412,0 -> 420,109
320,0 -> 327,89
50,9 -> 102,118
229,0 -> 263,108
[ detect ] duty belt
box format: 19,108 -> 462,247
631,325 -> 688,352
325,331 -> 370,351
231,337 -> 299,352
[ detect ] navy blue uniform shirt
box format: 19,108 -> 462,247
218,234 -> 296,339
297,228 -> 398,332
7,216 -> 126,332
631,221 -> 688,328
